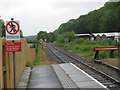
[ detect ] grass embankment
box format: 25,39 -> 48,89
54,39 -> 119,59
55,39 -> 120,68
27,43 -> 57,66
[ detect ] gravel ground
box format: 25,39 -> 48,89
46,45 -> 63,63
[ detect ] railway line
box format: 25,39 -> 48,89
46,43 -> 120,88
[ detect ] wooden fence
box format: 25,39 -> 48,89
0,38 -> 36,89
0,38 -> 2,89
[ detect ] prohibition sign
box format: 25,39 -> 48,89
6,21 -> 20,35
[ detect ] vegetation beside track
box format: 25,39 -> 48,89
54,32 -> 119,60
27,43 -> 57,66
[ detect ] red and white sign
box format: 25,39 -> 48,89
4,42 -> 21,52
94,47 -> 119,51
6,21 -> 20,40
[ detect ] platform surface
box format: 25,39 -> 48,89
19,63 -> 107,89
60,63 -> 107,88
27,65 -> 62,88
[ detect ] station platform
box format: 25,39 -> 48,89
18,63 -> 107,89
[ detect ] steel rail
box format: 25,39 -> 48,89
51,44 -> 120,72
47,44 -> 120,88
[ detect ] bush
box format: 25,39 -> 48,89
74,38 -> 84,44
56,31 -> 76,43
54,38 -> 119,59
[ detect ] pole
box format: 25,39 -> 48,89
13,41 -> 16,89
11,18 -> 16,89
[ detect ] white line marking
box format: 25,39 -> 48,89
70,63 -> 108,89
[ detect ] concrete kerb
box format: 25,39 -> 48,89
17,67 -> 31,88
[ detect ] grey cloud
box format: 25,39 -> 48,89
109,0 -> 120,2
0,0 -> 24,9
52,2 -> 106,10
52,2 -> 105,17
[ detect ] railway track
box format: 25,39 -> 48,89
46,43 -> 120,88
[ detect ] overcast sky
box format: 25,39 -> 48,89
0,0 -> 110,36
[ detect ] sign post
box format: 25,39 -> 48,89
5,18 -> 21,89
13,42 -> 16,89
12,18 -> 17,89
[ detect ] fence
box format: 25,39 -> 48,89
0,38 -> 2,89
0,38 -> 36,89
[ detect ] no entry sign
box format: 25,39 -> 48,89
4,42 -> 21,52
6,21 -> 20,40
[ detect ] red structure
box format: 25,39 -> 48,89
94,47 -> 119,59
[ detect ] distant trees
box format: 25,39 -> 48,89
54,2 -> 120,34
20,30 -> 24,38
0,19 -> 5,37
36,31 -> 56,42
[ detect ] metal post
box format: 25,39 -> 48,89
13,41 -> 16,89
11,18 -> 16,89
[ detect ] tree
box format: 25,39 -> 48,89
56,31 -> 76,43
36,31 -> 56,42
0,19 -> 5,37
20,30 -> 24,38
2,23 -> 5,37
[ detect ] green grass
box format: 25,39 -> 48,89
33,44 -> 42,65
27,43 -> 57,67
26,44 -> 42,67
54,38 -> 119,59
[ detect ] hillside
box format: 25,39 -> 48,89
24,35 -> 37,41
54,2 -> 120,34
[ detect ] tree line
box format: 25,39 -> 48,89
54,2 -> 120,34
36,31 -> 56,42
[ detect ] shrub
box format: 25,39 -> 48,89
56,31 -> 76,43
54,37 -> 118,59
74,38 -> 84,44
